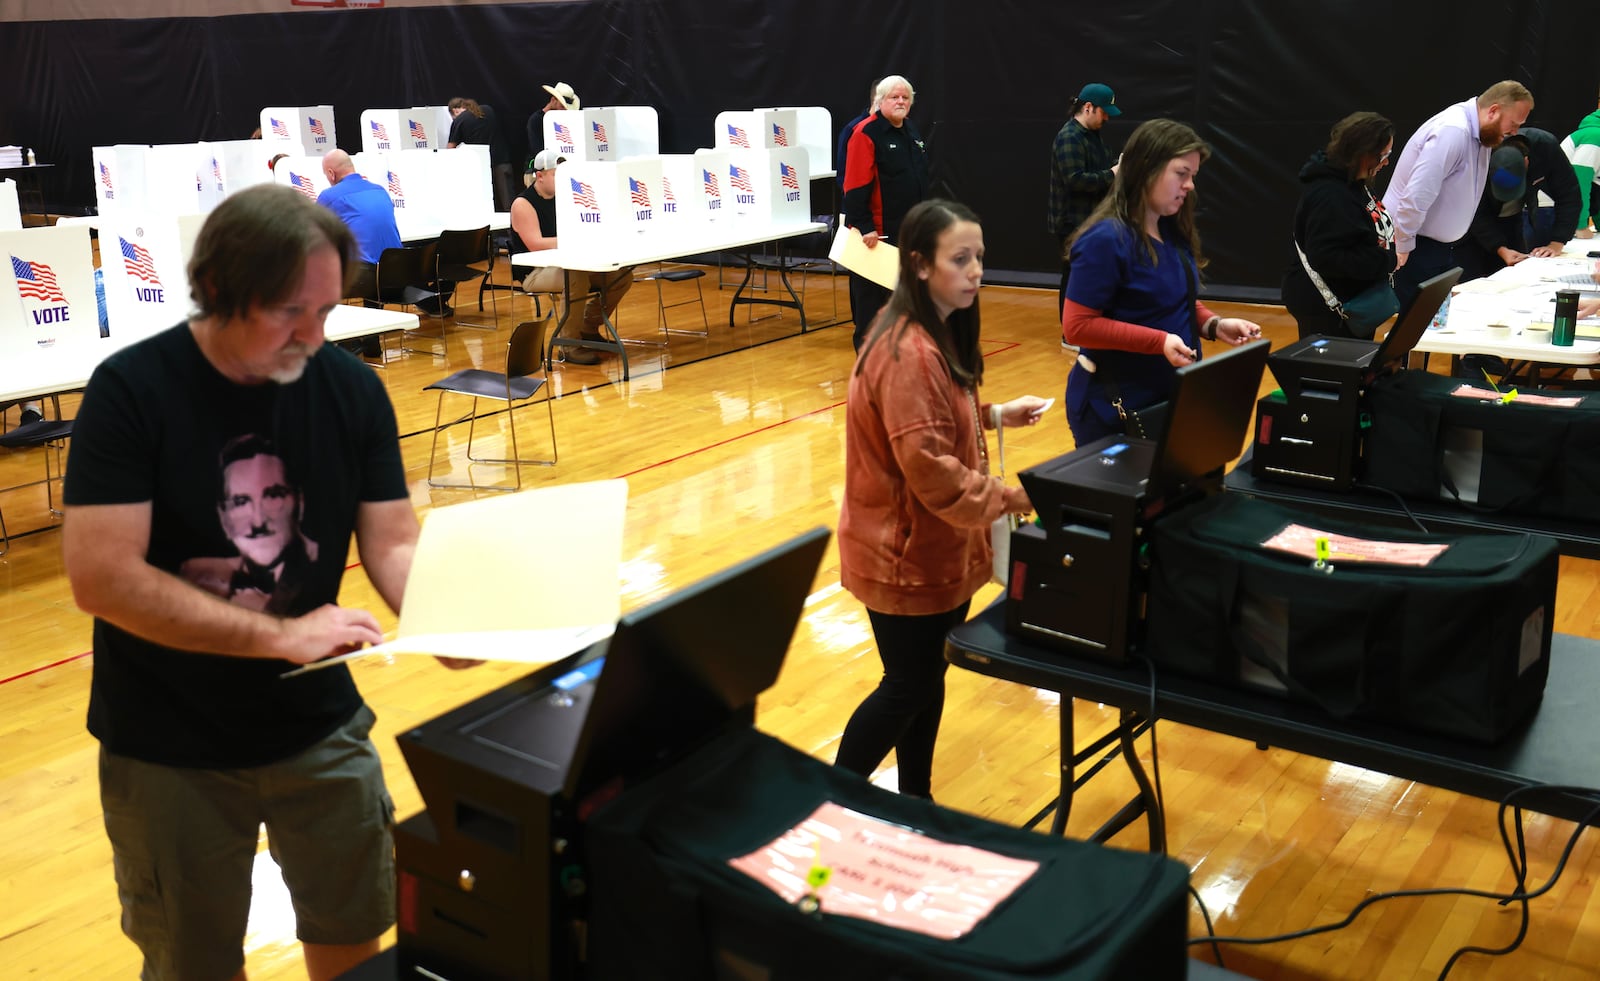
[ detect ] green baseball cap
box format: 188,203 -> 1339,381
1078,83 -> 1122,116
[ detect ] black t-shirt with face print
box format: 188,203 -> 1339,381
66,323 -> 408,767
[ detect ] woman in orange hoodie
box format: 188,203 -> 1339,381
835,198 -> 1048,799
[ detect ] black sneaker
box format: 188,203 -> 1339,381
19,407 -> 43,426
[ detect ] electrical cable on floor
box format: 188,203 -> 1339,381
1176,779 -> 1600,979
1137,655 -> 1227,968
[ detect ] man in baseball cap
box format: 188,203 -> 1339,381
1048,82 -> 1124,331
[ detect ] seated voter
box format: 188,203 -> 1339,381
317,149 -> 402,303
509,149 -> 633,366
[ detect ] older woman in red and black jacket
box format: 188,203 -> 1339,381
842,74 -> 931,351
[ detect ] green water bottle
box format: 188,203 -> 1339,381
1553,289 -> 1579,347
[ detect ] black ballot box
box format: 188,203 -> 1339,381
392,529 -> 832,981
1251,267 -> 1462,492
1007,436 -> 1167,662
1251,335 -> 1376,491
1006,340 -> 1272,662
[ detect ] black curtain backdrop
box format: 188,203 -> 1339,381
1,0 -> 1594,299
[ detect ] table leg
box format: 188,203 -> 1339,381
1118,708 -> 1168,853
1051,696 -> 1077,835
727,245 -> 808,330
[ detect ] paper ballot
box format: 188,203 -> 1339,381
283,480 -> 628,676
829,223 -> 899,290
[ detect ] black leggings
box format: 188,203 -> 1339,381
834,600 -> 971,797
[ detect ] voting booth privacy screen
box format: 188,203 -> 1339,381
0,225 -> 98,366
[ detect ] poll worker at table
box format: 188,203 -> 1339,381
1458,129 -> 1581,282
447,96 -> 513,211
509,148 -> 633,366
1561,88 -> 1600,239
842,74 -> 930,351
316,148 -> 401,304
1048,82 -> 1122,319
1282,111 -> 1398,340
60,183 -> 472,981
835,198 -> 1046,800
1383,80 -> 1534,317
1061,119 -> 1261,445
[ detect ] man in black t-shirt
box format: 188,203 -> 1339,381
511,148 -> 634,366
62,184 -> 467,981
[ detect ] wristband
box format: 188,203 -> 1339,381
1203,315 -> 1220,341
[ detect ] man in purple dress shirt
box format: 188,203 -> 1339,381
1383,80 -> 1534,317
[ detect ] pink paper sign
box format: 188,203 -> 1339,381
727,801 -> 1039,939
1261,523 -> 1449,567
1450,383 -> 1584,408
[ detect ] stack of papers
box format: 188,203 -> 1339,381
0,146 -> 22,168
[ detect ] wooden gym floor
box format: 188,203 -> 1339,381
3,265 -> 1600,980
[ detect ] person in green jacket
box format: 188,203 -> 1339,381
1561,89 -> 1600,238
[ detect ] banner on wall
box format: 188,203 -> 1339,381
0,0 -> 563,19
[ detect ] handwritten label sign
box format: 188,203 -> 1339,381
727,801 -> 1038,939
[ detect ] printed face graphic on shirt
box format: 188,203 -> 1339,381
219,451 -> 300,568
179,436 -> 320,614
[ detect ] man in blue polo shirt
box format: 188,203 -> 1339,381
317,150 -> 402,304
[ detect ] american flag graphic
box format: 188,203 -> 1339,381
554,122 -> 574,146
270,117 -> 290,138
727,124 -> 751,148
289,172 -> 318,198
11,256 -> 67,304
308,117 -> 326,137
370,120 -> 390,141
570,178 -> 599,210
99,162 -> 114,196
627,177 -> 651,207
592,121 -> 609,144
779,162 -> 800,190
729,165 -> 754,192
408,119 -> 427,142
772,124 -> 789,147
663,176 -> 676,202
119,236 -> 161,286
703,169 -> 720,197
211,157 -> 224,188
387,170 -> 403,198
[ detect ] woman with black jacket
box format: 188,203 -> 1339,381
1282,112 -> 1398,339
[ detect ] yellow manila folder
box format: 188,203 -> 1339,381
828,223 -> 899,290
283,479 -> 628,676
